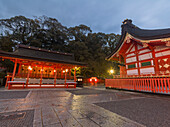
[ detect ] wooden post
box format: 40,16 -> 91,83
65,70 -> 67,87
61,68 -> 63,79
119,55 -> 122,77
12,59 -> 17,81
54,69 -> 57,84
152,49 -> 159,75
26,70 -> 30,84
74,68 -> 76,82
135,44 -> 140,76
69,68 -> 71,79
40,66 -> 43,86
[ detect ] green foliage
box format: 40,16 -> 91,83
0,16 -> 120,78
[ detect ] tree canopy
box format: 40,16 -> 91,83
0,16 -> 120,78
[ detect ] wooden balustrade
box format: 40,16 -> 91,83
105,77 -> 170,94
15,73 -> 74,79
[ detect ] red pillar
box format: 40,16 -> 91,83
26,70 -> 30,84
54,69 -> 57,84
74,68 -> 76,82
69,68 -> 71,79
135,44 -> 140,76
12,59 -> 17,81
61,68 -> 63,78
40,66 -> 43,86
26,66 -> 32,85
152,49 -> 159,75
65,70 -> 67,86
119,55 -> 122,77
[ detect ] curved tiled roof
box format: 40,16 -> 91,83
0,45 -> 86,66
121,19 -> 170,40
106,19 -> 170,60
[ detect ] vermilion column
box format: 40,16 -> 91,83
65,71 -> 67,85
61,68 -> 63,79
152,49 -> 159,75
135,44 -> 140,76
26,70 -> 30,84
54,68 -> 57,84
12,59 -> 17,81
69,68 -> 71,79
74,68 -> 76,82
119,55 -> 122,77
40,66 -> 43,86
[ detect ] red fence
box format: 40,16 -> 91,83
105,77 -> 170,94
15,73 -> 74,79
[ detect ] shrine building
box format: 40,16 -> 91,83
105,19 -> 170,94
0,44 -> 85,89
106,19 -> 170,77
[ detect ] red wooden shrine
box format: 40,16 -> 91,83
106,19 -> 170,94
0,45 -> 85,89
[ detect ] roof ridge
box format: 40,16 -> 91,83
18,44 -> 73,56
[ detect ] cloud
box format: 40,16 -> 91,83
0,0 -> 170,34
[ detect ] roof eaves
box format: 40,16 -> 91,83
0,50 -> 86,66
18,44 -> 73,56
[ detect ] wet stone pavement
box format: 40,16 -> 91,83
0,87 -> 170,127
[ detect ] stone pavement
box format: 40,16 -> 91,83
0,87 -> 170,127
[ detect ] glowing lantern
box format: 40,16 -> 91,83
110,69 -> 114,74
28,66 -> 32,71
90,77 -> 98,82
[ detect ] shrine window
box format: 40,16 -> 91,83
141,61 -> 151,67
128,64 -> 136,69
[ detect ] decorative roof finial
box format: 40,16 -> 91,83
122,19 -> 132,24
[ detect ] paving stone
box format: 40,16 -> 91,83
0,88 -> 162,127
67,88 -> 116,95
33,120 -> 43,127
0,91 -> 29,100
77,118 -> 100,127
43,118 -> 60,126
68,110 -> 87,119
60,117 -> 82,127
44,123 -> 62,127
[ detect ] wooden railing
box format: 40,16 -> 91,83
105,77 -> 170,94
15,73 -> 74,79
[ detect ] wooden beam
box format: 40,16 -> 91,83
12,59 -> 17,81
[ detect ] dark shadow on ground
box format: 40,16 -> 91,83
95,97 -> 170,127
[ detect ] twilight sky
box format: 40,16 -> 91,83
1,0 -> 170,34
